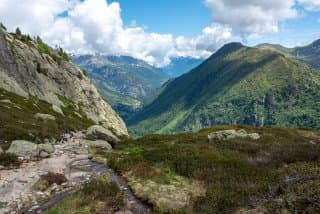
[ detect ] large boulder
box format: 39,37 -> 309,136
82,140 -> 112,151
7,140 -> 39,158
7,141 -> 55,159
86,125 -> 120,145
208,129 -> 260,142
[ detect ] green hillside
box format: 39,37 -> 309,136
257,39 -> 320,69
104,126 -> 320,213
128,43 -> 320,136
73,55 -> 170,120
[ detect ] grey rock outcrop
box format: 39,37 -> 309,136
86,125 -> 120,145
81,140 -> 112,150
208,129 -> 260,142
0,28 -> 127,136
7,141 -> 55,158
7,140 -> 39,158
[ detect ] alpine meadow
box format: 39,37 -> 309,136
0,0 -> 320,213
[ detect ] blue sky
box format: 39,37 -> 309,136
110,0 -> 320,47
109,0 -> 212,37
0,0 -> 320,66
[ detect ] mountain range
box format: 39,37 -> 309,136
128,41 -> 320,136
257,39 -> 320,69
73,55 -> 203,120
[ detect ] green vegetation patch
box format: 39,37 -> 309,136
45,173 -> 127,214
106,126 -> 320,213
0,152 -> 21,168
0,88 -> 94,145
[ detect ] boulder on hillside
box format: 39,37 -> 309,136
81,140 -> 112,151
7,140 -> 39,158
208,129 -> 260,142
34,113 -> 56,121
52,105 -> 64,115
7,141 -> 55,159
86,125 -> 120,145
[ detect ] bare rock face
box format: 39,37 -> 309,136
0,27 -> 127,136
86,125 -> 120,145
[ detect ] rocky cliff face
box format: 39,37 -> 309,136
0,27 -> 127,136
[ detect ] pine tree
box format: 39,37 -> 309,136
15,27 -> 21,36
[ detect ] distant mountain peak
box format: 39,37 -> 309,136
213,42 -> 244,58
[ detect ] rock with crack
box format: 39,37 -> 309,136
208,129 -> 260,142
86,125 -> 120,145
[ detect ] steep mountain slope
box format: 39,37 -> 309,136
257,39 -> 320,68
0,26 -> 127,143
73,55 -> 169,120
162,57 -> 203,77
128,42 -> 320,136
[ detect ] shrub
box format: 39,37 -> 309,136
80,178 -> 125,208
0,153 -> 21,167
40,172 -> 67,186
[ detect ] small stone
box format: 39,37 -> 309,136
248,133 -> 260,140
38,144 -> 55,154
39,151 -> 50,158
34,113 -> 56,121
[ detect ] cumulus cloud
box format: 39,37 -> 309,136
298,0 -> 320,11
0,0 -> 231,67
204,0 -> 298,37
1,0 -> 307,66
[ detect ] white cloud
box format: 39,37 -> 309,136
1,0 -> 305,66
298,0 -> 320,11
204,0 -> 298,37
0,0 -> 232,67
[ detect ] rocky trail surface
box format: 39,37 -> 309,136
0,133 -> 151,214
